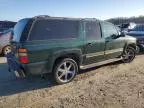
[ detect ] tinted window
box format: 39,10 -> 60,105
101,22 -> 118,38
29,19 -> 79,40
13,19 -> 29,42
85,21 -> 101,40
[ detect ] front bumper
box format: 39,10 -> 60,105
137,39 -> 144,50
137,43 -> 144,50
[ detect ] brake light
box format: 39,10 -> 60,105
19,56 -> 29,64
18,48 -> 29,64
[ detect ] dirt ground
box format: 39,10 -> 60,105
1,55 -> 144,108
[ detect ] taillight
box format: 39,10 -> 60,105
18,48 -> 29,64
19,56 -> 29,64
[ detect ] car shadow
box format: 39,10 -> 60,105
0,74 -> 57,96
0,60 -> 122,97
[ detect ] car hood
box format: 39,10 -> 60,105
126,31 -> 144,38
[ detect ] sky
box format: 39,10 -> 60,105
0,0 -> 144,21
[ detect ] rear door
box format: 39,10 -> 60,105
83,21 -> 105,65
100,22 -> 125,59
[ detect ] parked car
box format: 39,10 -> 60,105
118,23 -> 136,34
10,16 -> 137,84
0,28 -> 13,55
126,24 -> 144,52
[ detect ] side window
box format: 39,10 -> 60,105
85,21 -> 101,40
29,19 -> 79,41
101,22 -> 118,38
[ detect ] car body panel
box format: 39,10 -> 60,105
22,39 -> 84,74
83,39 -> 105,65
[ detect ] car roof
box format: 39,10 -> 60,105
32,15 -> 100,22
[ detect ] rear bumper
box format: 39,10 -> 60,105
22,61 -> 52,75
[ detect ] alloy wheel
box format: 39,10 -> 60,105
4,46 -> 12,55
122,47 -> 135,63
56,60 -> 76,83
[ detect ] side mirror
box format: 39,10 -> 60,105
110,34 -> 118,39
120,32 -> 125,37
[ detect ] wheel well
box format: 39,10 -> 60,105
52,54 -> 80,70
127,44 -> 137,50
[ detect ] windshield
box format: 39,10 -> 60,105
13,19 -> 29,42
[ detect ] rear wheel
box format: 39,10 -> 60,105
53,58 -> 78,84
122,47 -> 136,63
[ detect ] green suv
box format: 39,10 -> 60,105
11,16 -> 137,84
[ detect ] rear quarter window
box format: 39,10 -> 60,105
13,19 -> 29,42
29,19 -> 79,41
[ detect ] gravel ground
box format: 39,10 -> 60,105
0,55 -> 144,108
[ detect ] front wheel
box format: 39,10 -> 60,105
122,47 -> 136,63
53,58 -> 78,84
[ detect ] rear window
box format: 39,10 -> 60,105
13,19 -> 29,42
29,19 -> 79,41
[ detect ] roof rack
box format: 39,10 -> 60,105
32,15 -> 100,21
33,15 -> 50,18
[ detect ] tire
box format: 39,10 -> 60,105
136,45 -> 140,53
53,58 -> 78,84
122,47 -> 136,63
3,45 -> 12,55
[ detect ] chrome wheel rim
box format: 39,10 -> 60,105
122,49 -> 134,62
4,46 -> 12,55
57,61 -> 76,83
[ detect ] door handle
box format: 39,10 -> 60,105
87,43 -> 93,46
106,40 -> 110,43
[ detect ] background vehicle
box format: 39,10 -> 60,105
126,24 -> 144,52
0,28 -> 13,55
11,16 -> 137,84
118,22 -> 136,34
